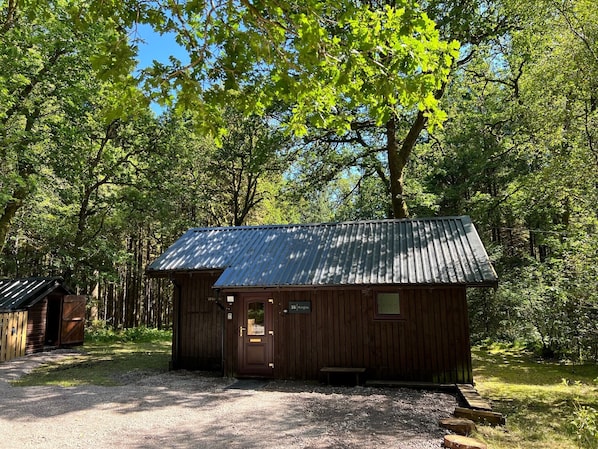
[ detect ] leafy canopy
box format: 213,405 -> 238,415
80,0 -> 460,135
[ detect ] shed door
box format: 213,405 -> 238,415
60,295 -> 86,346
237,295 -> 274,377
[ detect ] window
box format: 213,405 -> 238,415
247,302 -> 265,335
376,292 -> 400,317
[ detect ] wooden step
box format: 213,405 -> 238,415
454,406 -> 506,426
443,434 -> 487,449
439,417 -> 477,436
457,384 -> 492,411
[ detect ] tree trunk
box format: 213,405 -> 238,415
0,182 -> 30,254
386,111 -> 428,219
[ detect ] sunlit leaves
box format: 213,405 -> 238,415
79,0 -> 460,136
416,0 -> 598,360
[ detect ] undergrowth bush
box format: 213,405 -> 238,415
85,321 -> 172,343
570,402 -> 598,449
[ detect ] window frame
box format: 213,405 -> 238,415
374,291 -> 402,320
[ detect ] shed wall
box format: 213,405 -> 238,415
26,298 -> 48,354
171,273 -> 223,370
225,287 -> 471,384
173,274 -> 473,384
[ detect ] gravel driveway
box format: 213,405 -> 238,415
0,350 -> 457,448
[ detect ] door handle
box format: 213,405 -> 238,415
239,326 -> 246,337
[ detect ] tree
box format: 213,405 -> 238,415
0,0 -> 139,252
413,0 -> 598,360
2,0 -> 465,225
200,110 -> 295,226
71,0 -> 457,218
284,1 -> 523,219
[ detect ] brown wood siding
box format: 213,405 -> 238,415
172,273 -> 223,370
173,275 -> 472,383
26,298 -> 47,354
224,286 -> 472,383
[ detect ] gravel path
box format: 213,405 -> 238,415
0,350 -> 456,448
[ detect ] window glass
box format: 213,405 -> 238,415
377,292 -> 400,315
247,302 -> 265,335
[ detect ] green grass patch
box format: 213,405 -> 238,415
12,330 -> 172,387
85,323 -> 172,343
472,344 -> 598,449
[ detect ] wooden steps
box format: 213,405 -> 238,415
454,406 -> 506,426
439,417 -> 477,436
439,383 -> 502,447
454,384 -> 505,426
457,384 -> 492,411
444,434 -> 487,449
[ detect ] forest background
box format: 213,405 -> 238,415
1,0 -> 597,362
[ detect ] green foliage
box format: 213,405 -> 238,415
85,323 -> 172,343
0,0 -> 152,278
92,0 -> 460,137
570,402 -> 598,449
2,0 -> 598,362
410,0 -> 598,362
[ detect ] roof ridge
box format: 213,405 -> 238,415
190,216 -> 470,232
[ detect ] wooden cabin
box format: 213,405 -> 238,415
0,277 -> 86,358
147,216 -> 498,384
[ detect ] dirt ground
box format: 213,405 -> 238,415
0,350 -> 457,448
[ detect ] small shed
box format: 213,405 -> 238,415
0,277 -> 86,360
147,216 -> 497,384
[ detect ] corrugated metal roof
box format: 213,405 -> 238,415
146,216 -> 498,288
0,277 -> 68,310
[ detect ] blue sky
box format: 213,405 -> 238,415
133,23 -> 189,70
132,24 -> 190,113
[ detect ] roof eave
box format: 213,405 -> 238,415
465,280 -> 499,289
216,281 -> 499,292
145,268 -> 225,279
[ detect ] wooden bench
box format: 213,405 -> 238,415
320,367 -> 366,386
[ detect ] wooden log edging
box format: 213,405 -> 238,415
439,384 -> 498,448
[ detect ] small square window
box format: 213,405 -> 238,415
376,292 -> 400,316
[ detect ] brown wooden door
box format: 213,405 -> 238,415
237,295 -> 274,377
60,295 -> 86,346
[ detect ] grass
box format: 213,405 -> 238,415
471,343 -> 598,449
12,328 -> 172,387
